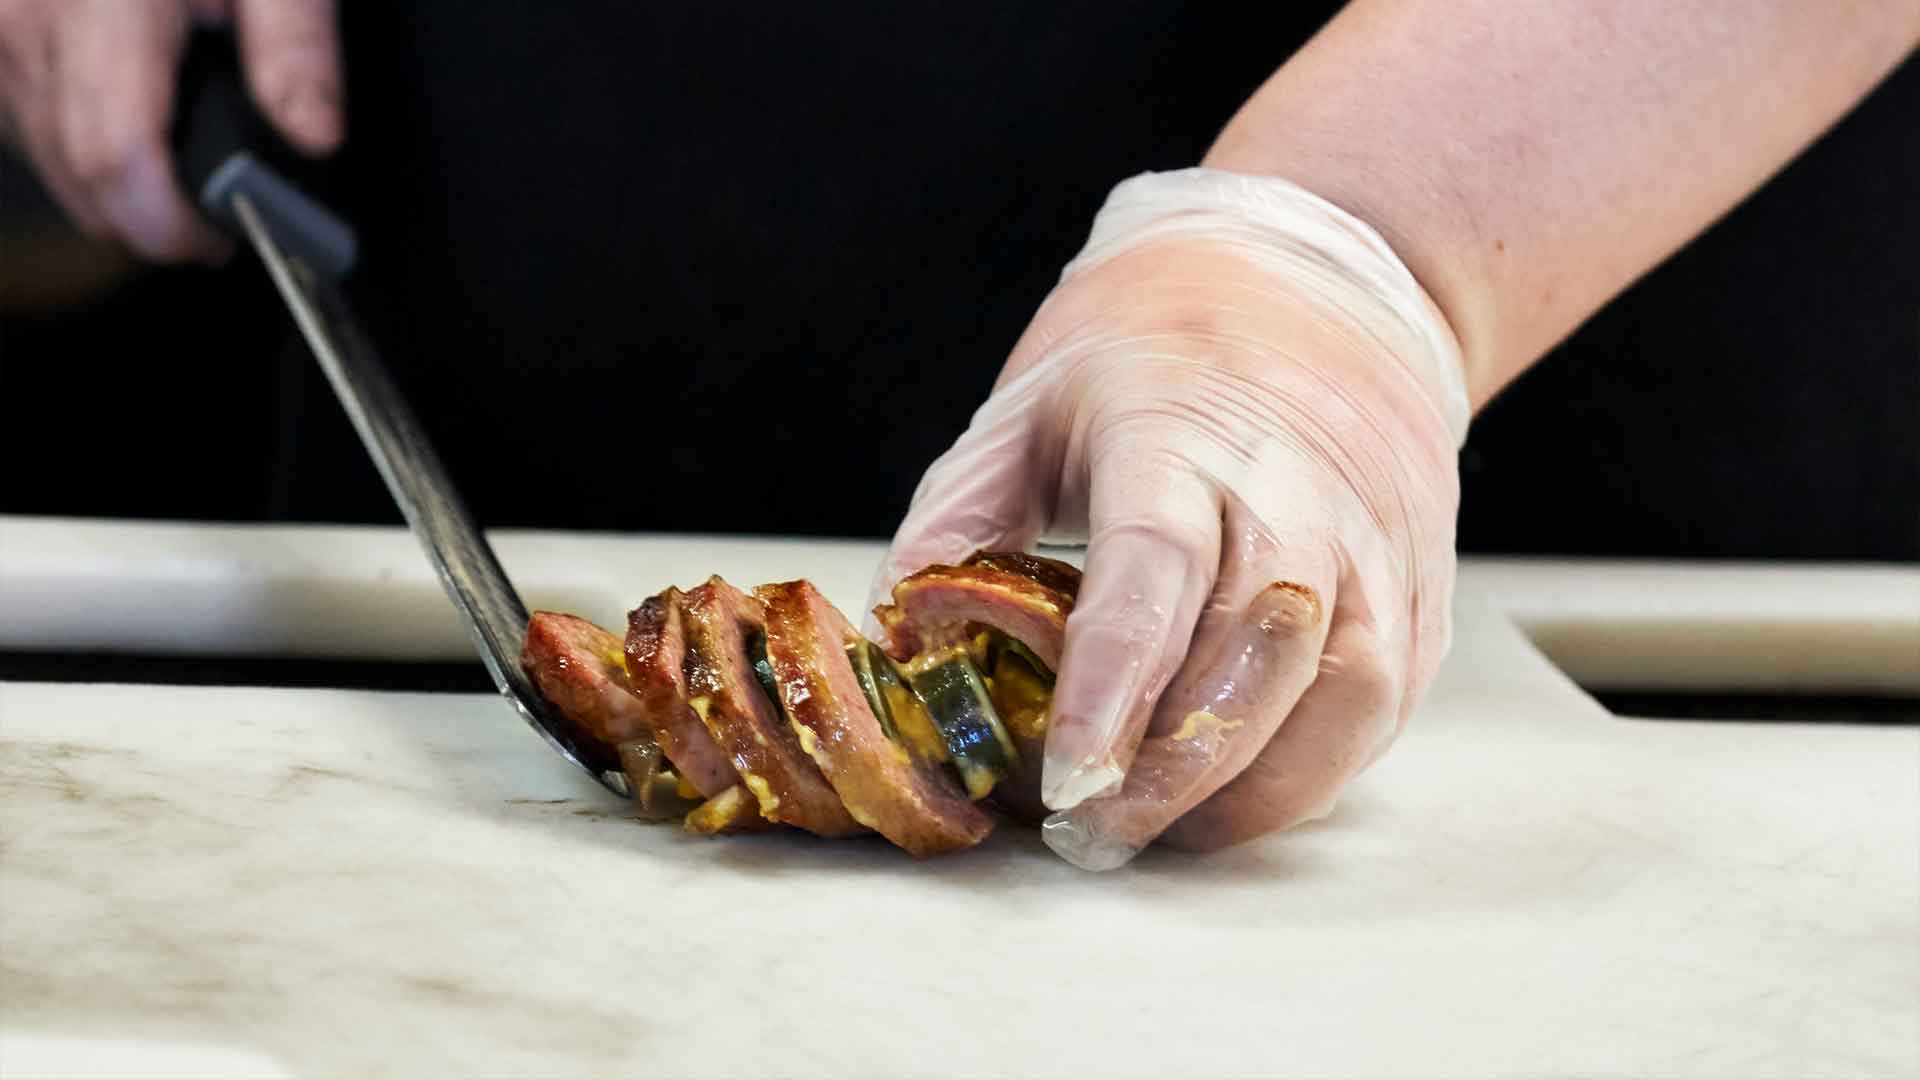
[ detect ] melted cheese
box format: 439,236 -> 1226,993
884,683 -> 949,763
741,772 -> 780,815
989,648 -> 1053,743
685,785 -> 757,834
1169,710 -> 1241,744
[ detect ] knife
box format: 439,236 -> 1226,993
170,31 -> 632,798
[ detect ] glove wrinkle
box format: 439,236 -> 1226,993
875,167 -> 1465,868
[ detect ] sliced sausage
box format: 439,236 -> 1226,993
624,589 -> 740,798
758,580 -> 993,857
522,611 -> 649,746
680,577 -> 861,838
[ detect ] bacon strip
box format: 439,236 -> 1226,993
758,580 -> 992,857
873,551 -> 1078,670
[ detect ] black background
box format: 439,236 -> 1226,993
4,3 -> 1915,560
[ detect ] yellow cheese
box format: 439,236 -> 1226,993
884,683 -> 949,763
989,648 -> 1053,743
1169,710 -> 1242,744
741,772 -> 780,816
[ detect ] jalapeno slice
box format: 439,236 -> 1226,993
747,632 -> 789,725
847,639 -> 902,740
906,650 -> 1021,800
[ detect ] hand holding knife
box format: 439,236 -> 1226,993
169,31 -> 636,798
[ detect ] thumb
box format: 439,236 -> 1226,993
235,0 -> 343,156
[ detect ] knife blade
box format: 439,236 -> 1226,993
172,31 -> 631,798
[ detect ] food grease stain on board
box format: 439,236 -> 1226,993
0,734 -> 657,1074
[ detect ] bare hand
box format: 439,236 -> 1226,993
0,0 -> 341,262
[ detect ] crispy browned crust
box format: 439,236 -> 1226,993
873,550 -> 1079,670
623,590 -> 741,799
521,611 -> 651,746
680,577 -> 861,838
960,551 -> 1082,598
758,580 -> 993,857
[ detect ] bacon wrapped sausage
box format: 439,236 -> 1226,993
520,552 -> 1079,856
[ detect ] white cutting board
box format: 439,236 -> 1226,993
0,517 -> 1915,1078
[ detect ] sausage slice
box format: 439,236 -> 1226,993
759,580 -> 992,857
680,577 -> 861,838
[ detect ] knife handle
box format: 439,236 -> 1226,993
171,29 -> 358,281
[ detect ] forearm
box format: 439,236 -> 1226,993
1203,1 -> 1919,408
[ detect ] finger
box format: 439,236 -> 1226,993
1040,441 -> 1222,810
1041,576 -> 1332,870
864,385 -> 1057,628
1159,613 -> 1403,852
55,3 -> 228,262
0,12 -> 104,236
235,0 -> 342,155
1143,485 -> 1324,737
8,89 -> 111,238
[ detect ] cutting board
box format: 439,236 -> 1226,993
1,516 -> 1914,1078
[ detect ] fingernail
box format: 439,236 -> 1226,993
1300,793 -> 1340,825
1041,811 -> 1140,872
1039,655 -> 1136,810
1040,756 -> 1124,811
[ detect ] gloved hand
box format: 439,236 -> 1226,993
0,0 -> 342,262
870,168 -> 1471,870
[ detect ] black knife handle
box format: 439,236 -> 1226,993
171,30 -> 358,280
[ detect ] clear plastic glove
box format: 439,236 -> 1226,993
870,168 -> 1471,870
0,0 -> 342,262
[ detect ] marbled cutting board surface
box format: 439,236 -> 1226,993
0,517 -> 1915,1078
